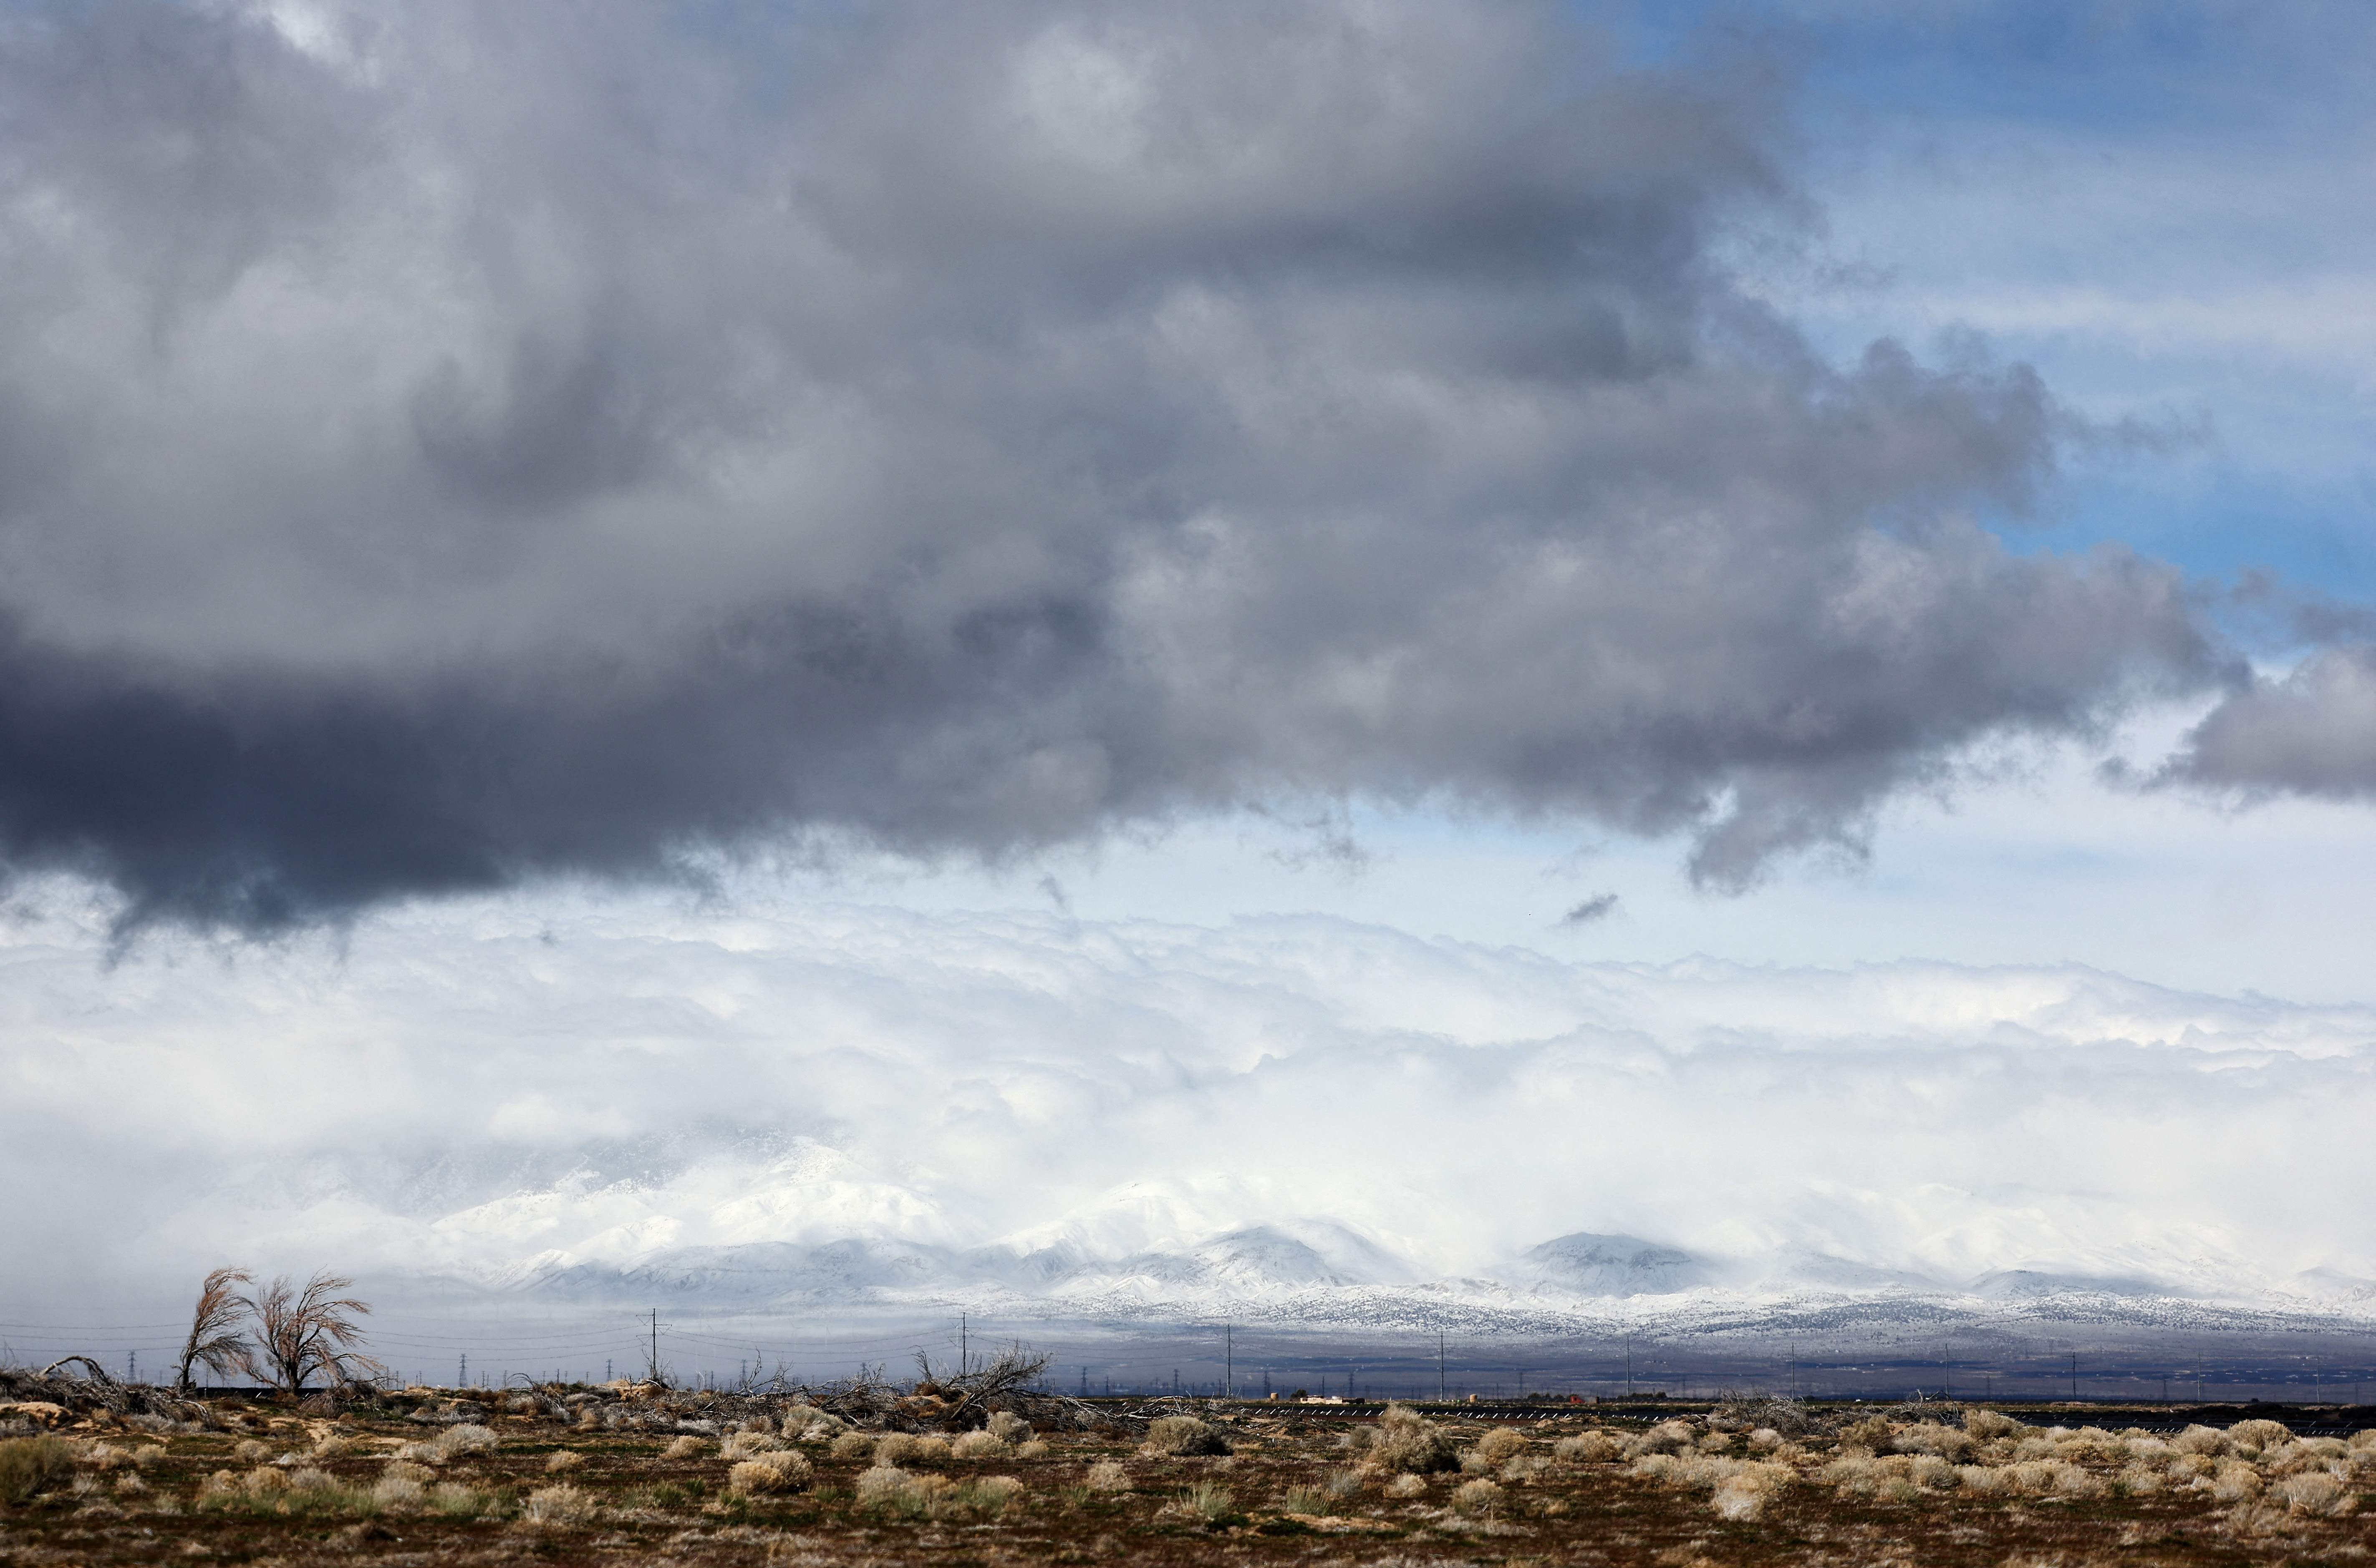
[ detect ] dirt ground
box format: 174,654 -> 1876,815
4,1388 -> 2372,1566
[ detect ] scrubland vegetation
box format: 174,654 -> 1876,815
5,1372 -> 2376,1565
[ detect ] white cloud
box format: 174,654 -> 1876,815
3,884 -> 2371,1313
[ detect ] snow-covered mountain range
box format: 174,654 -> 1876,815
441,1221 -> 2376,1341
10,900 -> 2376,1341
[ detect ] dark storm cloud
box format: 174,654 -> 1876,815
2158,646 -> 2376,801
0,0 -> 2255,930
1561,894 -> 1620,927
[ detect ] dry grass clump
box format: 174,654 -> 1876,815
1962,1408 -> 2023,1440
2207,1460 -> 2262,1502
986,1411 -> 1031,1443
1894,1422 -> 1973,1462
2274,1470 -> 2353,1518
1995,1458 -> 2097,1499
663,1434 -> 710,1460
721,1430 -> 785,1460
1383,1472 -> 1428,1499
402,1423 -> 498,1465
1955,1464 -> 2004,1495
2113,1463 -> 2164,1496
197,1467 -> 287,1508
425,1481 -> 493,1518
233,1438 -> 274,1464
1466,1427 -> 1528,1471
371,1474 -> 426,1511
1169,1480 -> 1235,1525
1555,1430 -> 1622,1465
779,1403 -> 841,1441
0,1437 -> 73,1504
1450,1477 -> 1503,1515
2055,1426 -> 2123,1463
1351,1407 -> 1458,1474
543,1449 -> 585,1473
1277,1482 -> 1330,1514
1084,1459 -> 1130,1493
951,1429 -> 1011,1459
194,1465 -> 381,1517
1626,1420 -> 1698,1459
855,1465 -> 1021,1521
1711,1468 -> 1782,1521
1140,1416 -> 1231,1457
857,1464 -> 940,1514
2268,1437 -> 2346,1474
828,1431 -> 874,1461
728,1450 -> 815,1495
1815,1452 -> 1950,1504
872,1432 -> 952,1466
2225,1418 -> 2290,1456
2171,1424 -> 2226,1455
518,1482 -> 599,1527
972,1475 -> 1026,1515
1838,1416 -> 1896,1452
1639,1448 -> 1796,1519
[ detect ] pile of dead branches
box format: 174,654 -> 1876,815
589,1349 -> 1137,1435
1712,1394 -> 1829,1439
892,1348 -> 1113,1433
0,1361 -> 204,1422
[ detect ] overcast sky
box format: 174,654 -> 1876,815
3,0 -> 2372,1311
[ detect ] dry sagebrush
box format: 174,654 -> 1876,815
1349,1406 -> 1458,1475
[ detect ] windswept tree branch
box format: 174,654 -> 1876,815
175,1266 -> 255,1394
247,1271 -> 382,1397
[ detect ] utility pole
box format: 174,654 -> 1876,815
2069,1354 -> 2077,1402
649,1310 -> 662,1383
459,1352 -> 467,1387
1626,1332 -> 1634,1399
1943,1342 -> 1951,1400
1224,1324 -> 1233,1400
1438,1331 -> 1446,1402
960,1314 -> 968,1376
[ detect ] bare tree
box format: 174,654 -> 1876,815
248,1272 -> 383,1396
174,1267 -> 255,1395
